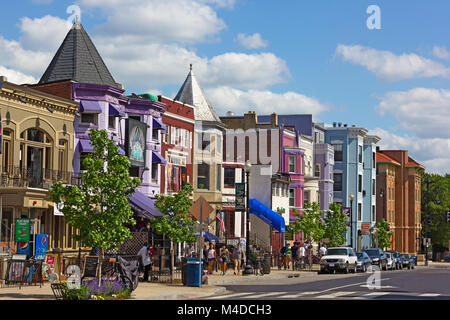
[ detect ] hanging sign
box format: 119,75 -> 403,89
15,218 -> 30,243
35,234 -> 49,261
235,183 -> 246,211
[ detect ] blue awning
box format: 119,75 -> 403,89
79,100 -> 102,113
109,103 -> 126,117
78,139 -> 94,153
128,190 -> 163,219
153,117 -> 166,131
152,151 -> 167,164
249,199 -> 286,233
195,232 -> 219,242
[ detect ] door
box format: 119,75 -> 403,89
27,146 -> 43,188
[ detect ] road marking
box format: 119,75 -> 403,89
419,293 -> 441,297
206,292 -> 256,299
276,291 -> 321,299
316,291 -> 357,299
360,285 -> 396,289
355,292 -> 392,299
242,292 -> 288,299
314,278 -> 391,294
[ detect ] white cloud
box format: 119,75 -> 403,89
432,45 -> 450,60
19,15 -> 69,52
236,33 -> 268,49
205,86 -> 329,117
370,128 -> 450,175
335,44 -> 450,82
375,88 -> 450,139
0,66 -> 37,84
80,0 -> 226,44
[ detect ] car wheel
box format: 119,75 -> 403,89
362,264 -> 366,273
344,263 -> 349,274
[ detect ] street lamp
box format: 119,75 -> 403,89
243,160 -> 253,275
349,193 -> 354,249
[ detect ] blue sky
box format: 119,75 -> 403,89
0,0 -> 449,173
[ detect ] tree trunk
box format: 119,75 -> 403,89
170,240 -> 174,283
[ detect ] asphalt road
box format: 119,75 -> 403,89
203,266 -> 450,300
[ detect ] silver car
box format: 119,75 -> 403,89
384,252 -> 395,270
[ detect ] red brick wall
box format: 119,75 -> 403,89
29,81 -> 73,100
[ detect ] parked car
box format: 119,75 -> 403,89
384,252 -> 395,270
363,248 -> 388,270
319,247 -> 358,274
385,250 -> 402,270
444,255 -> 450,263
356,251 -> 372,272
400,253 -> 415,269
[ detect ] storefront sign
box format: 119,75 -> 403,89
42,254 -> 60,282
17,242 -> 30,255
35,234 -> 49,261
361,223 -> 371,235
235,183 -> 245,211
15,218 -> 30,243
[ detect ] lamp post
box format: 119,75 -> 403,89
243,160 -> 253,275
349,193 -> 354,249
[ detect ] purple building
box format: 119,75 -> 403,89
32,19 -> 165,218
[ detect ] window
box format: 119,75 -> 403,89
81,113 -> 97,125
315,164 -> 321,178
151,163 -> 158,184
108,116 -> 116,129
314,132 -> 319,143
358,203 -> 362,221
372,179 -> 376,195
372,152 -> 376,168
372,205 -> 376,222
333,173 -> 342,192
329,193 -> 333,204
216,136 -> 221,154
358,145 -> 363,163
333,144 -> 343,162
304,191 -> 310,204
329,165 -> 333,180
216,164 -> 221,191
26,128 -> 44,142
197,163 -> 210,190
200,133 -> 210,151
289,155 -> 296,173
224,168 -> 235,188
2,129 -> 12,173
152,128 -> 159,141
129,166 -> 139,178
289,189 -> 296,207
358,174 -> 362,193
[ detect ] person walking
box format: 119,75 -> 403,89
232,243 -> 244,275
291,242 -> 299,270
286,245 -> 292,270
137,242 -> 153,282
207,244 -> 217,275
219,245 -> 230,276
299,243 -> 306,269
319,244 -> 327,257
280,244 -> 288,270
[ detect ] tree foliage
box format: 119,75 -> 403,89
152,183 -> 197,244
375,218 -> 393,250
323,203 -> 348,247
50,129 -> 140,251
291,202 -> 325,244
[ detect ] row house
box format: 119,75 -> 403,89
325,123 -> 380,250
376,149 -> 424,254
0,77 -> 79,253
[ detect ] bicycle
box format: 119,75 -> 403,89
252,257 -> 265,276
101,256 -> 138,291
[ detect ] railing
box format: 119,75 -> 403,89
0,166 -> 82,189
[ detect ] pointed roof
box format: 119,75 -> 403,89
174,64 -> 222,122
38,17 -> 119,88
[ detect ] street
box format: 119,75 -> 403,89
202,266 -> 450,300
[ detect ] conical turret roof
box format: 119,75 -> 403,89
38,18 -> 119,88
174,64 -> 221,122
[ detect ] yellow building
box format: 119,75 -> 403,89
0,77 -> 78,253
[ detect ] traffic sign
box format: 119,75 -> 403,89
189,196 -> 214,222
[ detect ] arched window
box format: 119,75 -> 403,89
2,129 -> 13,173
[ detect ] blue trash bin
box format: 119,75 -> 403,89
186,258 -> 203,287
412,256 -> 417,266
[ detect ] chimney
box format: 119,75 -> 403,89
333,122 -> 337,127
376,146 -> 380,152
271,112 -> 278,126
338,122 -> 342,127
244,111 -> 258,128
344,124 -> 347,127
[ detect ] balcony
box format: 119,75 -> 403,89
0,166 -> 81,190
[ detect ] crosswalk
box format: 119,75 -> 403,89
206,290 -> 443,300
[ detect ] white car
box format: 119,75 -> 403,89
319,247 -> 358,274
384,252 -> 395,270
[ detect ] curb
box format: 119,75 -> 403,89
138,286 -> 227,300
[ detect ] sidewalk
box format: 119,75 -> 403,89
0,268 -> 312,300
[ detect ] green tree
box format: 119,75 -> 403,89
323,203 -> 348,247
421,172 -> 450,254
152,183 -> 197,280
50,129 -> 140,252
375,219 -> 393,250
291,202 -> 325,247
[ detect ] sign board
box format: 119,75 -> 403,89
126,118 -> 147,167
15,218 -> 30,243
285,230 -> 294,241
42,254 -> 60,282
235,183 -> 245,211
189,196 -> 214,222
17,242 -> 30,255
22,261 -> 43,286
361,223 -> 371,236
35,234 -> 49,261
82,256 -> 99,279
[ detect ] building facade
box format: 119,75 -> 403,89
0,78 -> 78,252
376,149 -> 424,254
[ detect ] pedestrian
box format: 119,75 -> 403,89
299,243 -> 306,268
232,243 -> 244,275
286,245 -> 292,269
280,243 -> 288,270
207,244 -> 217,275
137,242 -> 153,282
219,245 -> 230,275
291,242 -> 299,270
319,244 -> 327,257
